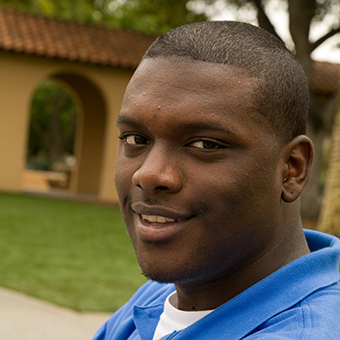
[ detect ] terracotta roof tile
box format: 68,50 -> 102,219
0,8 -> 157,69
0,8 -> 339,93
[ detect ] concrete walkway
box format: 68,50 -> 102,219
0,286 -> 112,340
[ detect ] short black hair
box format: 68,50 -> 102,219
143,21 -> 309,144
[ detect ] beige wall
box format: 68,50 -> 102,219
0,51 -> 133,203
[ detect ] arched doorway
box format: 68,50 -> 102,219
24,72 -> 107,198
25,79 -> 78,192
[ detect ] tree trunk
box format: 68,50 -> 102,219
317,96 -> 340,237
287,0 -> 315,80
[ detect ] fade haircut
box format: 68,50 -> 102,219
142,21 -> 309,144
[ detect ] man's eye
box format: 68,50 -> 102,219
190,140 -> 221,149
123,134 -> 149,145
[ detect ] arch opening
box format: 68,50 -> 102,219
24,72 -> 107,199
24,79 -> 78,192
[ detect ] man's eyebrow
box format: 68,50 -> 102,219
116,115 -> 143,128
117,114 -> 235,135
176,121 -> 235,135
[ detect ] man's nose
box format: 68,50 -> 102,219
132,145 -> 183,194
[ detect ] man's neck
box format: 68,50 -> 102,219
174,226 -> 309,311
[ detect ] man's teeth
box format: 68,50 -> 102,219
141,214 -> 176,223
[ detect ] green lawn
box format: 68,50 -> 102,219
0,192 -> 146,312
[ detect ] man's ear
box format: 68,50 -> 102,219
281,135 -> 314,203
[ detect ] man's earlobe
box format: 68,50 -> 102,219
281,135 -> 314,203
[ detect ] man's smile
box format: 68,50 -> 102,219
131,202 -> 191,221
135,213 -> 191,242
130,202 -> 192,242
141,215 -> 177,223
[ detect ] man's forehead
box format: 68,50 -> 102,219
124,57 -> 256,106
132,57 -> 253,85
119,58 -> 276,142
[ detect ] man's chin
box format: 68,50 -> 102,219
142,270 -> 175,284
141,268 -> 203,285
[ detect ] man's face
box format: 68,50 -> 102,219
115,58 -> 285,286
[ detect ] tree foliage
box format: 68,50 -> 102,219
0,0 -> 207,34
93,0 -> 207,33
0,0 -> 95,23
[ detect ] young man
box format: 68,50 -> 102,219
92,21 -> 340,339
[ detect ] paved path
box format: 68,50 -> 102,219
0,286 -> 112,340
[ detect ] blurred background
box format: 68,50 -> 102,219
0,0 -> 339,326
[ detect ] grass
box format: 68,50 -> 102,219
0,192 -> 146,312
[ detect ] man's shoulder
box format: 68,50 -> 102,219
247,282 -> 340,339
302,282 -> 340,337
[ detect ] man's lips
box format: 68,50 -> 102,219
130,202 -> 190,221
141,214 -> 177,223
130,202 -> 192,242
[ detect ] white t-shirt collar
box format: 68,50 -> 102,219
153,291 -> 214,340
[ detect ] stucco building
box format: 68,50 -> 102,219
0,8 -> 155,203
